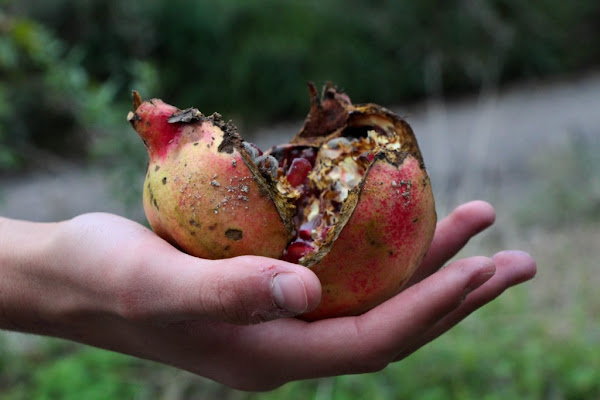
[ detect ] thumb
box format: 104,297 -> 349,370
120,253 -> 322,325
191,255 -> 323,324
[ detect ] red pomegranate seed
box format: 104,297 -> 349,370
286,157 -> 312,187
358,152 -> 374,163
283,241 -> 314,263
298,229 -> 312,240
298,219 -> 318,240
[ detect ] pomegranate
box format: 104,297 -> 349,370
128,84 -> 436,320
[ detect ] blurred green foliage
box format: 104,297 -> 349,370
0,339 -> 145,399
0,11 -> 119,171
1,0 -> 599,172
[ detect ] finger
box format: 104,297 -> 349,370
407,200 -> 496,286
393,250 -> 536,361
113,247 -> 322,325
234,256 -> 496,382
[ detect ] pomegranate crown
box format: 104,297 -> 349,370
127,90 -> 185,159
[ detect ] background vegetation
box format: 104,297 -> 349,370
2,0 -> 600,171
1,0 -> 599,398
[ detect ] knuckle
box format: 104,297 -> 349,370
112,275 -> 150,322
451,205 -> 472,227
199,273 -> 255,324
110,251 -> 155,322
114,287 -> 148,321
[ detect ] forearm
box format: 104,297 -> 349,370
0,216 -> 55,332
0,216 -> 73,335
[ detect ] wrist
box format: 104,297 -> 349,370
0,214 -> 154,356
0,216 -> 63,334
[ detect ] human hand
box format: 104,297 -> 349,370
0,200 -> 536,391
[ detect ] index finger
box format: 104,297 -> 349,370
406,200 -> 496,286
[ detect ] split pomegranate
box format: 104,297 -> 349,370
128,83 -> 436,320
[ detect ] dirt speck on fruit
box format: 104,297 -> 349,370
225,229 -> 243,241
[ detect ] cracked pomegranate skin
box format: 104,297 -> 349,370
301,154 -> 435,320
128,85 -> 436,321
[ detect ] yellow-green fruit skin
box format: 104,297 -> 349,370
140,115 -> 289,260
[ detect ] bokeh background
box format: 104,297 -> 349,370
1,1 -> 600,398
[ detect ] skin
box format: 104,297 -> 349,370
0,200 -> 536,391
